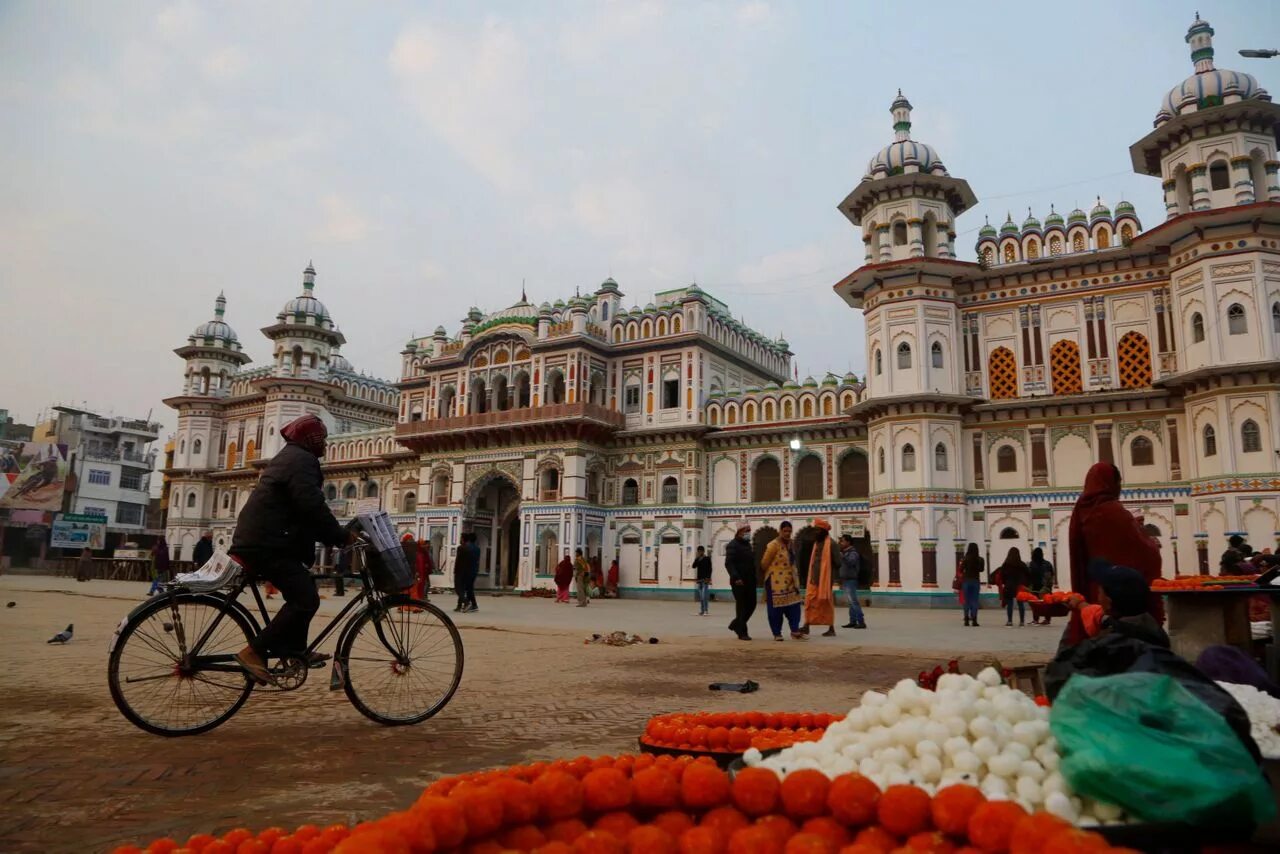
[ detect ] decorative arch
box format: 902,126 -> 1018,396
836,449 -> 869,498
1116,331 -> 1152,389
794,453 -> 823,500
988,347 -> 1017,399
752,455 -> 781,502
707,405 -> 721,426
763,399 -> 777,421
1049,339 -> 1082,395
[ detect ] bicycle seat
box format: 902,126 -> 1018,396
173,553 -> 244,592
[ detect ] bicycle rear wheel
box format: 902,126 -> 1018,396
108,593 -> 257,736
338,596 -> 463,725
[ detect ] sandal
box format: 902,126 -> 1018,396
235,650 -> 275,686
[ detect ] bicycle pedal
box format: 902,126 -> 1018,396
328,659 -> 345,691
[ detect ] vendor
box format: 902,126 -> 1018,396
1064,559 -> 1170,649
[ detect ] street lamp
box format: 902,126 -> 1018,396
1239,49 -> 1279,58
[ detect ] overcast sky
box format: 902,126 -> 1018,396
1,1 -> 1275,441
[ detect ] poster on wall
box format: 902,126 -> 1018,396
50,513 -> 107,550
0,443 -> 70,511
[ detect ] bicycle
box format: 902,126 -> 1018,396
107,521 -> 463,736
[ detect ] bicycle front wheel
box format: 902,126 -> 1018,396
338,596 -> 464,726
108,593 -> 256,736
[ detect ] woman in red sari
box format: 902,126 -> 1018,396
1066,462 -> 1163,643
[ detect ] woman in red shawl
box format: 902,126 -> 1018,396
553,552 -> 573,603
1066,462 -> 1163,643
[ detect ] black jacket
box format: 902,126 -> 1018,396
192,536 -> 214,567
693,555 -> 712,581
231,442 -> 346,566
725,537 -> 755,585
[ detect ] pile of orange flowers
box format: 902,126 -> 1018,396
1151,574 -> 1258,591
640,712 -> 841,755
1013,591 -> 1081,606
114,753 -> 1141,854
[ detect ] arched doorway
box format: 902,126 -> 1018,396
466,472 -> 521,589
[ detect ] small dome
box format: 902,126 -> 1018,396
191,294 -> 240,348
329,350 -> 354,373
404,341 -> 417,352
821,374 -> 840,386
745,384 -> 761,394
802,375 -> 818,388
483,298 -> 538,325
777,335 -> 789,348
843,371 -> 859,384
539,301 -> 552,313
596,277 -> 620,293
863,91 -> 949,180
1067,207 -> 1088,225
1044,205 -> 1065,228
1089,197 -> 1112,221
978,217 -> 997,239
553,299 -> 565,308
1114,200 -> 1136,216
434,325 -> 447,336
1021,209 -> 1041,232
687,282 -> 703,294
764,381 -> 781,391
1156,17 -> 1270,126
644,302 -> 656,312
783,378 -> 800,389
999,213 -> 1019,236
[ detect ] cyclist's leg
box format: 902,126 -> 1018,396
251,558 -> 320,658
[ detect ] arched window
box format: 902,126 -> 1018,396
1004,244 -> 1016,263
1120,224 -> 1134,243
1203,425 -> 1217,457
186,491 -> 196,508
470,377 -> 488,414
934,443 -> 948,471
901,444 -> 916,472
432,472 -> 449,504
782,399 -> 794,420
981,247 -> 994,266
1273,303 -> 1280,333
672,315 -> 682,333
1072,232 -> 1085,253
656,317 -> 667,336
1026,240 -> 1040,260
1242,419 -> 1262,453
438,386 -> 456,417
661,476 -> 679,503
999,527 -> 1019,540
802,398 -> 814,418
763,400 -> 776,421
1049,236 -> 1062,256
892,221 -> 907,246
1227,303 -> 1247,335
1209,161 -> 1230,191
931,341 -> 944,369
541,468 -> 560,501
988,347 -> 1017,399
343,483 -> 357,500
744,402 -> 757,423
192,438 -> 202,455
1191,312 -> 1205,343
753,458 -> 781,502
324,484 -> 336,501
1130,436 -> 1154,467
822,396 -> 833,416
795,455 -> 822,500
1095,228 -> 1110,249
874,349 -> 883,375
837,452 -> 869,498
224,492 -> 234,509
1116,331 -> 1152,389
1049,339 -> 1082,395
365,481 -> 379,498
403,492 -> 416,513
877,447 -> 885,474
226,442 -> 238,469
897,341 -> 912,369
548,371 -> 566,404
996,445 -> 1017,473
622,478 -> 639,506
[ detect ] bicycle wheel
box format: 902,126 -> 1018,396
338,595 -> 464,725
108,593 -> 257,736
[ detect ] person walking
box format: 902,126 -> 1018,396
606,557 -> 620,598
1067,461 -> 1163,645
573,548 -> 591,607
553,551 -> 573,603
589,554 -> 605,599
802,518 -> 838,637
960,543 -> 984,626
454,532 -> 480,612
75,546 -> 94,582
692,545 -> 712,616
410,536 -> 433,600
725,521 -> 756,641
192,530 -> 214,568
761,522 -> 804,640
148,536 -> 171,596
1027,547 -> 1055,625
997,547 -> 1029,626
838,534 -> 867,629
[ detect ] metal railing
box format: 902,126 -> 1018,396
395,401 -> 624,437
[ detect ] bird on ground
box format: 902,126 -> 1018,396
47,624 -> 73,644
6,601 -> 14,608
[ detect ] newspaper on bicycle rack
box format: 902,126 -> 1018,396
173,550 -> 244,592
356,510 -> 414,591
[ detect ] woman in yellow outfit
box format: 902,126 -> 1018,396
761,521 -> 805,641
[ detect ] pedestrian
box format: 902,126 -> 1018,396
75,545 -> 94,582
725,521 -> 756,640
606,557 -> 620,598
455,532 -> 480,612
1028,547 -> 1055,625
573,548 -> 590,607
997,547 -> 1029,627
1066,461 -> 1163,645
192,530 -> 215,568
960,543 -> 984,626
761,522 -> 804,641
590,554 -> 605,598
1062,559 -> 1170,649
837,534 -> 867,629
802,518 -> 838,637
1221,534 -> 1249,575
412,536 -> 433,600
692,545 -> 712,616
553,551 -> 573,603
148,536 -> 171,596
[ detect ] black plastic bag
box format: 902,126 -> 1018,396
1045,633 -> 1262,763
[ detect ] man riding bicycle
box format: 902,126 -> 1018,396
231,413 -> 353,684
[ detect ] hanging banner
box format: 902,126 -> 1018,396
0,443 -> 70,511
50,513 -> 108,550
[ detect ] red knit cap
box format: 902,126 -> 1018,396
280,413 -> 328,457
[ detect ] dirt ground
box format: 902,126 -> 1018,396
0,578 -> 1053,852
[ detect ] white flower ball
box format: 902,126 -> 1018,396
1044,792 -> 1078,822
1018,760 -> 1046,782
859,758 -> 881,777
917,754 -> 943,783
936,673 -> 964,692
986,752 -> 1021,779
894,718 -> 925,747
952,751 -> 982,774
971,736 -> 998,762
968,716 -> 996,740
879,702 -> 903,726
743,747 -> 762,765
980,774 -> 1009,796
978,667 -> 1003,687
915,739 -> 942,759
923,721 -> 950,745
862,690 -> 887,707
943,736 -> 970,757
1041,772 -> 1067,796
1093,800 -> 1124,822
1005,742 -> 1032,762
1015,776 -> 1044,804
945,715 -> 969,737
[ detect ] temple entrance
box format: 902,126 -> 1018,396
467,474 -> 521,589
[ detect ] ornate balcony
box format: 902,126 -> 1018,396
395,402 -> 625,451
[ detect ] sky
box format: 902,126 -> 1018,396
2,1 -> 1277,442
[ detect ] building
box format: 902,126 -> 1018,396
169,15 -> 1280,599
33,405 -> 162,541
0,409 -> 34,443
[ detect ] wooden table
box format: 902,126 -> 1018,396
1163,588 -> 1280,682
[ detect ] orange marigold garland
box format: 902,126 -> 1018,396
641,712 -> 842,758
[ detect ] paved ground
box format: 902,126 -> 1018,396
0,576 -> 1059,852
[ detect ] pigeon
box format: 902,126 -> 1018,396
47,624 -> 73,644
6,601 -> 14,608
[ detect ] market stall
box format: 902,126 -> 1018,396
1154,574 -> 1280,681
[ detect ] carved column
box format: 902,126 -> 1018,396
908,218 -> 924,258
1188,163 -> 1211,211
878,225 -> 892,263
1162,178 -> 1179,220
1030,427 -> 1048,487
936,221 -> 954,259
887,540 -> 901,587
921,540 -> 937,587
1266,161 -> 1280,202
1231,156 -> 1256,205
972,433 -> 985,489
1096,423 -> 1114,465
870,544 -> 880,588
1166,417 -> 1181,480
1196,536 -> 1209,575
